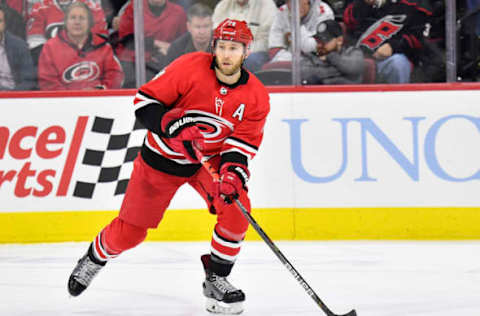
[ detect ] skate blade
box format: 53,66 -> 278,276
205,298 -> 244,315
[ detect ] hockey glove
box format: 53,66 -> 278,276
218,163 -> 250,204
161,108 -> 205,163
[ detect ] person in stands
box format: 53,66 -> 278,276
38,2 -> 123,90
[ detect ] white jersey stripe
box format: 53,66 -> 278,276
93,232 -> 118,261
150,133 -> 178,156
134,92 -> 161,111
213,231 -> 242,249
145,135 -> 192,165
224,138 -> 257,155
211,248 -> 238,262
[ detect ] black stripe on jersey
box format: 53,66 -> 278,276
220,152 -> 248,169
141,145 -> 201,177
135,92 -> 168,136
137,89 -> 157,101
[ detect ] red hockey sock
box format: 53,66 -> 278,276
210,226 -> 243,265
91,217 -> 148,262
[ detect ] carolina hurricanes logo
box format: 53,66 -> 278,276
63,61 -> 100,83
184,110 -> 234,144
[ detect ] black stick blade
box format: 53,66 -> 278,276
336,309 -> 357,316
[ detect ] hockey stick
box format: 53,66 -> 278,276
195,151 -> 357,316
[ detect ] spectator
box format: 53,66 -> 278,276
343,0 -> 432,83
27,0 -> 108,66
165,3 -> 213,65
103,0 -> 190,32
212,0 -> 277,72
0,4 -> 35,90
301,19 -> 364,84
38,2 -> 124,90
267,0 -> 334,64
0,0 -> 26,39
116,0 -> 187,88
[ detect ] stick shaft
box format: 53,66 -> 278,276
198,156 -> 336,316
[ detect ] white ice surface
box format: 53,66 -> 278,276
1,241 -> 479,316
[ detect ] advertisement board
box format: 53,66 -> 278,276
0,87 -> 479,241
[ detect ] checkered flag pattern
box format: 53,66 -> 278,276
73,116 -> 146,198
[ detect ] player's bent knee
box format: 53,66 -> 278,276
104,217 -> 148,252
215,221 -> 248,242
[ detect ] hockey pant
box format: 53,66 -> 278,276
91,155 -> 251,274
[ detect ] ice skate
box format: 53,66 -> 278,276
68,244 -> 105,297
201,255 -> 245,314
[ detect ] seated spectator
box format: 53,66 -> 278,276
27,0 -> 108,66
1,0 -> 26,39
343,0 -> 432,83
302,19 -> 364,84
116,0 -> 187,88
0,4 -> 35,90
267,0 -> 334,64
212,0 -> 278,72
38,2 -> 124,90
165,3 -> 212,65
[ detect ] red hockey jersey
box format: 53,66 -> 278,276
134,52 -> 270,176
116,0 -> 187,62
343,0 -> 432,58
38,29 -> 124,90
27,0 -> 107,49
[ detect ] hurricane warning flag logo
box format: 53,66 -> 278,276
63,61 -> 100,83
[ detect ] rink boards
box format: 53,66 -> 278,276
0,85 -> 479,242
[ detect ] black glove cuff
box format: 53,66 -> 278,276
219,152 -> 248,169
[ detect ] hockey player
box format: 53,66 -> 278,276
68,18 -> 270,315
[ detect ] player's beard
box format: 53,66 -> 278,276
215,55 -> 244,76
